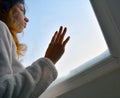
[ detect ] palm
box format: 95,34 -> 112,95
45,26 -> 70,64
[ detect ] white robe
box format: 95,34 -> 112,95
0,20 -> 57,98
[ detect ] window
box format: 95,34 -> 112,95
19,0 -> 120,98
22,0 -> 107,78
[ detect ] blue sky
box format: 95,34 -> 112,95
20,0 -> 108,78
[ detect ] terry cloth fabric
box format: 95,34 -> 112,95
0,20 -> 58,98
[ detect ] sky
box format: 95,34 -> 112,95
20,0 -> 108,78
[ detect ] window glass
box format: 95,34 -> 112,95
21,0 -> 108,78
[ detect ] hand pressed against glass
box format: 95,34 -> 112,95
0,0 -> 70,97
45,26 -> 70,64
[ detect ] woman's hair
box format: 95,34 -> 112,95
0,0 -> 24,12
0,0 -> 27,57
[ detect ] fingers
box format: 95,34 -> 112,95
50,31 -> 57,44
50,26 -> 63,44
50,26 -> 70,47
45,26 -> 70,64
63,36 -> 70,47
55,26 -> 63,43
56,26 -> 69,44
59,27 -> 67,43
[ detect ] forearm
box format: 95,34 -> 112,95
0,58 -> 57,98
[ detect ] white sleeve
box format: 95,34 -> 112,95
0,58 -> 58,98
0,21 -> 58,98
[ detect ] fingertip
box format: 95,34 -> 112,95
66,36 -> 70,43
60,26 -> 63,29
63,36 -> 70,46
67,36 -> 70,41
64,27 -> 67,31
68,36 -> 70,39
55,31 -> 58,34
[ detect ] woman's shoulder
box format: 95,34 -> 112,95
0,20 -> 9,31
0,20 -> 11,39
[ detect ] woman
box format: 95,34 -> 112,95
0,0 -> 70,98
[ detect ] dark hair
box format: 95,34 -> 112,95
0,0 -> 25,22
0,0 -> 24,12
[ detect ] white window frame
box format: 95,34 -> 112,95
39,0 -> 120,98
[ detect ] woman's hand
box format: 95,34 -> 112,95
45,26 -> 70,64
